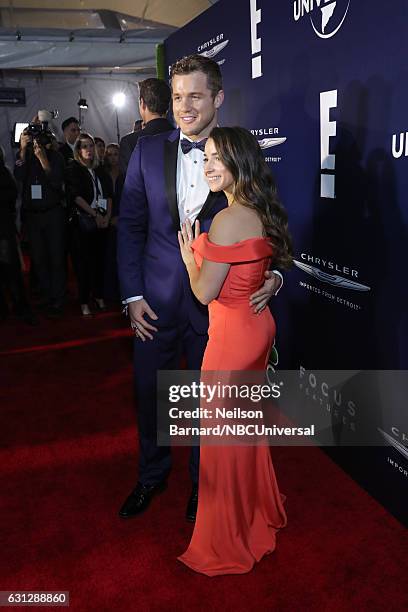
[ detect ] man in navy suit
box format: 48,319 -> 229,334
117,55 -> 281,522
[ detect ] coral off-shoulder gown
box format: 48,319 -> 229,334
178,232 -> 287,576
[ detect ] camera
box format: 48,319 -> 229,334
25,121 -> 53,146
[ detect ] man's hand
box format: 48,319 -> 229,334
19,133 -> 31,161
20,133 -> 31,151
128,299 -> 158,341
250,270 -> 282,314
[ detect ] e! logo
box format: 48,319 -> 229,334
320,90 -> 337,199
250,0 -> 262,79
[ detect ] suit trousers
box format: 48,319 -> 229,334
25,206 -> 66,306
134,314 -> 208,486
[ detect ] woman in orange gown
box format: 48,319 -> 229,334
178,127 -> 293,576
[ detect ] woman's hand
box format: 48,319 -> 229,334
95,213 -> 105,229
100,214 -> 110,229
178,218 -> 200,268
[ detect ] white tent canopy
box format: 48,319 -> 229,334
0,1 -> 216,70
0,30 -> 173,69
0,0 -> 217,163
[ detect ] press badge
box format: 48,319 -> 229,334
97,197 -> 107,211
31,185 -> 42,199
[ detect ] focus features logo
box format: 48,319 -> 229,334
299,367 -> 357,433
294,0 -> 351,39
198,34 -> 229,66
250,127 -> 287,163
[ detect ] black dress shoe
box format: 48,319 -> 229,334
118,481 -> 167,518
46,305 -> 63,319
186,484 -> 198,523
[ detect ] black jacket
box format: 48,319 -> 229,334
59,142 -> 75,165
65,160 -> 113,210
119,117 -> 173,174
0,164 -> 18,238
13,148 -> 65,212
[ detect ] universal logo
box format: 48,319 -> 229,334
294,0 -> 351,39
198,33 -> 229,65
294,254 -> 371,292
392,131 -> 408,159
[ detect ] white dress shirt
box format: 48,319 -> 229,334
176,132 -> 209,226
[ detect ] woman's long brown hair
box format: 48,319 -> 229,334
209,127 -> 293,269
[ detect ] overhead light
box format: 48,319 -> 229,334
112,92 -> 126,108
77,96 -> 88,110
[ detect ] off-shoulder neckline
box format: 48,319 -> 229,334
198,232 -> 269,248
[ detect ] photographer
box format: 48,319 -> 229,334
14,124 -> 66,318
0,146 -> 36,325
65,133 -> 112,317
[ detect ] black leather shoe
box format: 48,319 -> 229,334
186,485 -> 198,523
118,481 -> 167,518
46,305 -> 63,319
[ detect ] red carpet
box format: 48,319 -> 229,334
1,303 -> 407,611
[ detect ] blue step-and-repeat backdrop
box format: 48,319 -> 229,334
164,0 -> 407,525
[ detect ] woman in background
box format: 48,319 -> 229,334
65,133 -> 112,316
178,127 -> 292,576
103,143 -> 123,302
94,137 -> 106,166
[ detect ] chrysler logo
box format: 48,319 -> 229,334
378,428 -> 408,461
258,137 -> 287,149
294,260 -> 371,291
199,40 -> 229,59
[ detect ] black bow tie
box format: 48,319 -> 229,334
180,138 -> 207,154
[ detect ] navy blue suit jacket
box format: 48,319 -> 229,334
117,129 -> 227,334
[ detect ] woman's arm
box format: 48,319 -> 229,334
179,213 -> 235,305
100,197 -> 112,229
74,195 -> 97,217
66,163 -> 95,216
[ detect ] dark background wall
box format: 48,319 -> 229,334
165,0 -> 408,525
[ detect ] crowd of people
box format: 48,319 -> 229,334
0,98 -> 148,321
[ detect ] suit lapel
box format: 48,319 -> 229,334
196,190 -> 227,223
164,134 -> 180,232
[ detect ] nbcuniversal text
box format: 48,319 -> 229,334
157,370 -> 408,449
168,422 -> 315,439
